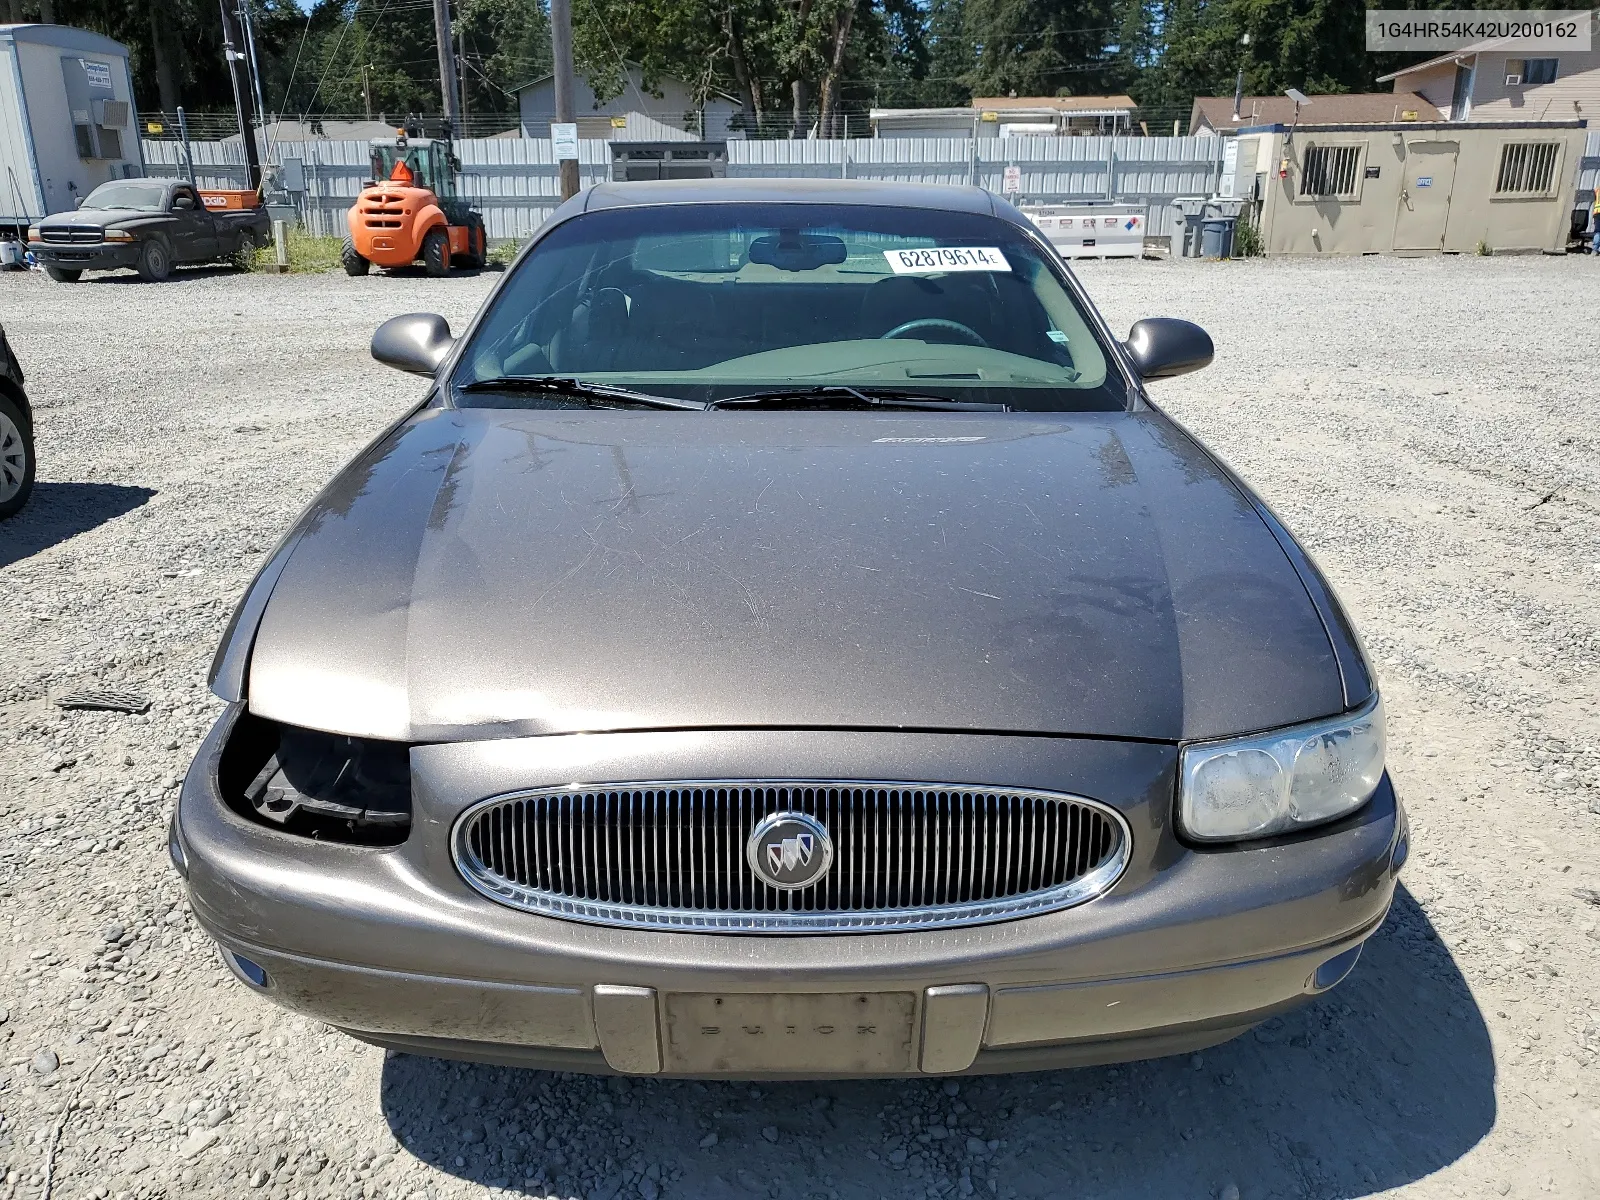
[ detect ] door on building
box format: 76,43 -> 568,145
1393,141 -> 1459,252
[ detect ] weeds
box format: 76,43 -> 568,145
1232,219 -> 1264,258
243,229 -> 347,274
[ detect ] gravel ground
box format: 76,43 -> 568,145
1,252 -> 1598,1200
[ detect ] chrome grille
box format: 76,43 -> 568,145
40,227 -> 103,243
453,781 -> 1129,933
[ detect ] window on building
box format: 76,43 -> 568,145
73,123 -> 95,159
1494,142 -> 1560,194
1299,145 -> 1362,198
96,127 -> 122,159
1506,58 -> 1558,86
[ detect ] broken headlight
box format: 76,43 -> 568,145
1178,695 -> 1385,843
222,714 -> 411,845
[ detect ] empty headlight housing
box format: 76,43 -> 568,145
218,711 -> 411,845
1178,695 -> 1384,842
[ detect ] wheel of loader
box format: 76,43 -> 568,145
341,237 -> 370,277
422,227 -> 450,277
459,215 -> 487,268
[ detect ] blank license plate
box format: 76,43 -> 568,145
664,992 -> 915,1074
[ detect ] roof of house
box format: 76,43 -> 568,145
970,95 -> 1137,114
0,22 -> 128,55
1190,92 -> 1443,132
1377,11 -> 1599,82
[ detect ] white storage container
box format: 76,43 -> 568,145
0,22 -> 143,229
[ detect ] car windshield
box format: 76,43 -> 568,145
79,182 -> 168,212
454,202 -> 1126,412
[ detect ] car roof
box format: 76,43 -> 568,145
582,177 -> 1003,216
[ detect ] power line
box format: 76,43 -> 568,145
276,8 -> 315,114
303,0 -> 364,117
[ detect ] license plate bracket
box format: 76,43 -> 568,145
664,991 -> 915,1074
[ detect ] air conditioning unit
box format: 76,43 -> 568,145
92,99 -> 130,127
1505,74 -> 1522,86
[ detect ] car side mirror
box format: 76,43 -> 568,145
172,195 -> 195,210
372,312 -> 455,376
1123,318 -> 1214,380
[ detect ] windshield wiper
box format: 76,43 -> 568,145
710,385 -> 1009,412
458,376 -> 706,410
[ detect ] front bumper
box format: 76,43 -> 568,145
175,704 -> 1405,1077
30,242 -> 140,270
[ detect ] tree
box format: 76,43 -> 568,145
571,0 -> 928,137
456,0 -> 552,110
963,0 -> 1125,98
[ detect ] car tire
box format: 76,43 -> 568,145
422,227 -> 450,277
341,237 -> 370,277
44,266 -> 81,283
136,239 -> 171,282
0,392 -> 35,520
228,235 -> 255,271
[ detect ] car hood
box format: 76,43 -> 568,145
245,407 -> 1344,743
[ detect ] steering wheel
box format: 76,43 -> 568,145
880,318 -> 989,347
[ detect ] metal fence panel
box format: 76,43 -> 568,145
142,134 -> 1227,244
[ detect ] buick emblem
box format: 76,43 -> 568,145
747,812 -> 833,891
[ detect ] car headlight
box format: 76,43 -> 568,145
25,225 -> 40,243
102,229 -> 135,243
1178,695 -> 1385,842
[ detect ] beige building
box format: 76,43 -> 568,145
1377,12 -> 1600,123
1237,120 -> 1586,255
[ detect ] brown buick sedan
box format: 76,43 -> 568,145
172,179 -> 1405,1078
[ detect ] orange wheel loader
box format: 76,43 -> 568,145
342,132 -> 487,277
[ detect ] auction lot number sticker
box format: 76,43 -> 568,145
884,247 -> 1011,274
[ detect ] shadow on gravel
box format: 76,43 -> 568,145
0,482 -> 155,569
72,266 -> 245,284
377,885 -> 1492,1200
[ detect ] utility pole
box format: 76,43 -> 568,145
238,2 -> 271,158
432,0 -> 461,139
362,64 -> 373,121
456,25 -> 469,127
550,0 -> 578,200
218,0 -> 262,193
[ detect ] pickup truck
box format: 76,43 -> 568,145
26,178 -> 271,283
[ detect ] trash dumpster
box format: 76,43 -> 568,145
1201,216 -> 1236,259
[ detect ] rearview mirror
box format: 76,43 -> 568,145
372,312 -> 455,376
747,233 -> 847,272
1123,318 -> 1213,380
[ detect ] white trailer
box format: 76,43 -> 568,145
1,23 -> 143,231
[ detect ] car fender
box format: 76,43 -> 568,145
0,377 -> 29,428
210,391 -> 448,702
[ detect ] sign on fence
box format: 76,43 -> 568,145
1002,165 -> 1021,195
550,123 -> 579,162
